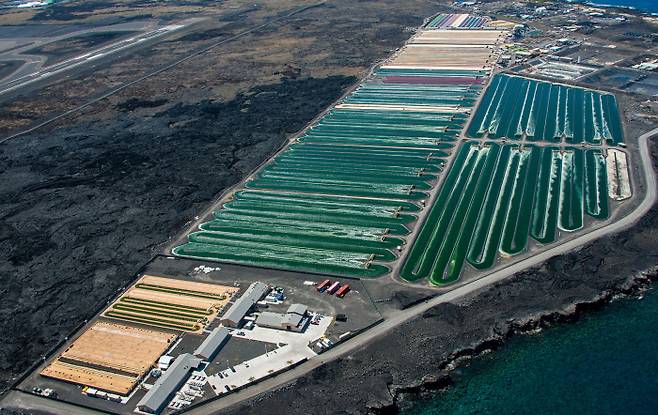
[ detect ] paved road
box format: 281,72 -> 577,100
3,25 -> 656,415
183,126 -> 657,414
1,390 -> 106,415
3,134 -> 655,415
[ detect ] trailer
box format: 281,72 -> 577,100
335,284 -> 350,298
317,279 -> 331,292
326,281 -> 341,295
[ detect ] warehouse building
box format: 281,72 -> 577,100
136,353 -> 201,414
194,326 -> 230,361
255,303 -> 309,332
220,282 -> 269,328
287,303 -> 307,317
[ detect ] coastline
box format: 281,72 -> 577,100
563,0 -> 658,14
1,3 -> 656,414
217,139 -> 658,415
402,281 -> 658,414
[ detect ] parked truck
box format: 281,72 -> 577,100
326,281 -> 341,295
335,284 -> 350,298
317,279 -> 331,292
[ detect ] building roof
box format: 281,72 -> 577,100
256,311 -> 303,329
221,282 -> 269,324
287,304 -> 307,316
158,356 -> 174,365
136,353 -> 201,414
282,313 -> 303,327
194,326 -> 230,360
255,311 -> 286,328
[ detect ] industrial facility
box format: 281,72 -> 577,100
255,304 -> 309,332
8,4 -> 646,414
136,354 -> 202,414
172,24 -> 509,280
16,265 -> 375,415
220,282 -> 269,327
194,326 -> 230,361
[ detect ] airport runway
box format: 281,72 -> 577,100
0,2 -> 326,145
0,23 -> 189,97
0,20 -> 156,86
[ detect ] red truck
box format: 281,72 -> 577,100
335,284 -> 350,298
317,279 -> 331,292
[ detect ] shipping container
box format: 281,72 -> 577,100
335,284 -> 350,298
327,281 -> 341,294
317,279 -> 331,292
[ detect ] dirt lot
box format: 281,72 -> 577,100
40,321 -> 174,394
0,0 -> 449,393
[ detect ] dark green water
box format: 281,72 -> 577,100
405,287 -> 658,414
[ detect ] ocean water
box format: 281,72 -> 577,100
405,0 -> 657,412
405,287 -> 658,415
581,0 -> 658,13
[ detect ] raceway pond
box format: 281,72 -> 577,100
467,73 -> 624,145
401,141 -> 626,285
173,68 -> 484,277
175,68 -> 632,285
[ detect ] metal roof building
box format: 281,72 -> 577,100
282,313 -> 304,328
255,311 -> 288,328
255,303 -> 308,332
287,303 -> 307,316
136,353 -> 201,414
255,312 -> 304,331
220,282 -> 269,328
194,326 -> 230,361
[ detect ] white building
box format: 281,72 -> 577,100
220,282 -> 269,328
255,304 -> 309,332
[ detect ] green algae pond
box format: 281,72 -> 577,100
175,67 -> 629,283
400,142 -> 613,285
174,68 -> 485,277
467,74 -> 624,145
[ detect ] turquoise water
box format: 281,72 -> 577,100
405,287 -> 658,414
577,0 -> 658,13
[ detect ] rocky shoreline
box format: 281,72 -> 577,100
219,141 -> 658,415
2,145 -> 655,415
387,267 -> 658,414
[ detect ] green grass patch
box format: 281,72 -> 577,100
121,297 -> 211,314
105,311 -> 199,331
112,304 -> 203,322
